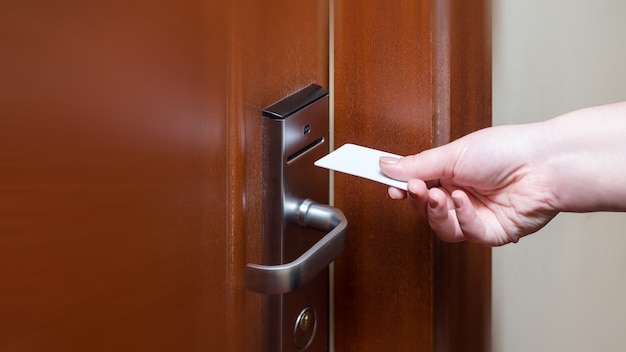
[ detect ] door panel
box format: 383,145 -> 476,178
1,1 -> 327,351
0,1 -> 231,351
333,0 -> 491,351
333,1 -> 435,350
2,2 -> 230,350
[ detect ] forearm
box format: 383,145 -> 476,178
541,101 -> 626,212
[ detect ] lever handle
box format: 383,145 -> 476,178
245,199 -> 348,294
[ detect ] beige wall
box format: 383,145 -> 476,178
492,0 -> 626,351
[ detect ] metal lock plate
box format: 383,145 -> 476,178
245,84 -> 346,351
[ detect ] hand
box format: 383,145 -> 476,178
379,124 -> 559,246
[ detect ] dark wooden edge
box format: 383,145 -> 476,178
432,0 -> 492,351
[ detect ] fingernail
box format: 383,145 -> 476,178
379,156 -> 400,165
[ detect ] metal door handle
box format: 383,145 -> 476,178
245,199 -> 348,294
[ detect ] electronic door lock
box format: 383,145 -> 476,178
245,84 -> 347,351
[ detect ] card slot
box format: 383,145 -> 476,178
287,136 -> 325,163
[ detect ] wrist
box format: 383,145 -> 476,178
540,103 -> 626,212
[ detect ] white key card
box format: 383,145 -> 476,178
314,144 -> 408,190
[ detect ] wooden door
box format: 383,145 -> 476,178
333,0 -> 491,351
2,0 -> 489,351
1,1 -> 327,351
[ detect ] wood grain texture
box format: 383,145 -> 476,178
1,2 -> 233,350
334,1 -> 435,351
433,1 -> 492,351
334,0 -> 491,351
0,1 -> 328,351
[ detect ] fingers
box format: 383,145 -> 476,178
426,188 -> 465,242
387,180 -> 429,217
386,179 -> 465,241
400,185 -> 497,246
387,186 -> 407,200
379,154 -> 428,181
450,190 -> 491,245
407,179 -> 429,217
379,145 -> 459,182
385,178 -> 499,246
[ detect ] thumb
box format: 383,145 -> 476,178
379,144 -> 459,182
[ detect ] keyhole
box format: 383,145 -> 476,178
293,307 -> 317,350
299,310 -> 312,332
